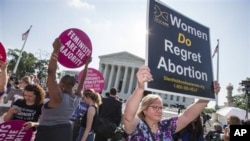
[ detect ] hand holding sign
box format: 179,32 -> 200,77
0,120 -> 32,141
58,28 -> 92,68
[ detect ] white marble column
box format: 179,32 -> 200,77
107,64 -> 115,89
128,67 -> 135,94
114,65 -> 121,89
99,63 -> 104,73
103,64 -> 109,90
121,66 -> 129,93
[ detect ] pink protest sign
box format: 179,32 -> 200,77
0,42 -> 7,62
58,28 -> 92,68
78,68 -> 105,93
0,120 -> 32,141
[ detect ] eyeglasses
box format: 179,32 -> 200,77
148,106 -> 163,111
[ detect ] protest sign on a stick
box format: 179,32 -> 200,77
58,28 -> 92,68
78,68 -> 105,93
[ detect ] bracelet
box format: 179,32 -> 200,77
51,56 -> 58,61
52,53 -> 58,58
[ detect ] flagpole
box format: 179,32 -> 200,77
13,25 -> 32,74
215,39 -> 220,110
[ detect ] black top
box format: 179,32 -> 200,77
81,105 -> 98,130
12,99 -> 43,122
99,96 -> 122,126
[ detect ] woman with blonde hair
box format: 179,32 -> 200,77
124,66 -> 220,141
223,115 -> 241,141
76,89 -> 102,141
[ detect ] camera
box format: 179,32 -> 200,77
205,132 -> 223,141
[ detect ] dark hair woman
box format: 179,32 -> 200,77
34,38 -> 92,141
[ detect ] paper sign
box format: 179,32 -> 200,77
0,120 -> 33,141
58,28 -> 92,68
146,0 -> 214,100
78,68 -> 105,93
0,42 -> 7,62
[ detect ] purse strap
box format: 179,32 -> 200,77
143,120 -> 156,141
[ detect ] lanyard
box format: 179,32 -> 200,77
143,120 -> 157,141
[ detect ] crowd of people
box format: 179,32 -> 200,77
0,38 -> 246,141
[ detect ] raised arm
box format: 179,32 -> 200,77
175,81 -> 220,132
0,61 -> 8,96
124,66 -> 153,134
75,57 -> 92,97
47,38 -> 62,107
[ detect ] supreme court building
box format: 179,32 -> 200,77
98,51 -> 194,107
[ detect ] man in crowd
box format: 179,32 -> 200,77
95,87 -> 122,141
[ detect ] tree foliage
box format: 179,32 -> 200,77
35,59 -> 49,80
233,94 -> 247,110
203,108 -> 215,113
7,49 -> 49,82
232,77 -> 250,112
8,49 -> 37,77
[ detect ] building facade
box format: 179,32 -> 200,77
98,51 -> 194,107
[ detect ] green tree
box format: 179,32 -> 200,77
203,108 -> 215,113
233,94 -> 247,110
232,77 -> 250,112
7,49 -> 37,78
35,59 -> 48,79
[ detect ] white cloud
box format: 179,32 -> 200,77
68,0 -> 95,9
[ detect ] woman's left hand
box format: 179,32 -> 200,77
23,122 -> 33,130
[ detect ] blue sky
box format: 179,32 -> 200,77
1,0 -> 249,108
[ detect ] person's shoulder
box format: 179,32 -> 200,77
12,99 -> 24,105
15,99 -> 23,103
113,97 -> 122,104
117,99 -> 122,105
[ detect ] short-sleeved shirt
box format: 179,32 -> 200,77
127,116 -> 178,141
12,99 -> 43,122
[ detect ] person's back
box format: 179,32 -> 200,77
38,93 -> 79,125
95,88 -> 122,141
99,97 -> 122,124
35,38 -> 91,141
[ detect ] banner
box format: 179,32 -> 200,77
146,0 -> 214,100
0,120 -> 32,141
58,28 -> 92,68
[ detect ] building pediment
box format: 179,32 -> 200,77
99,51 -> 145,66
